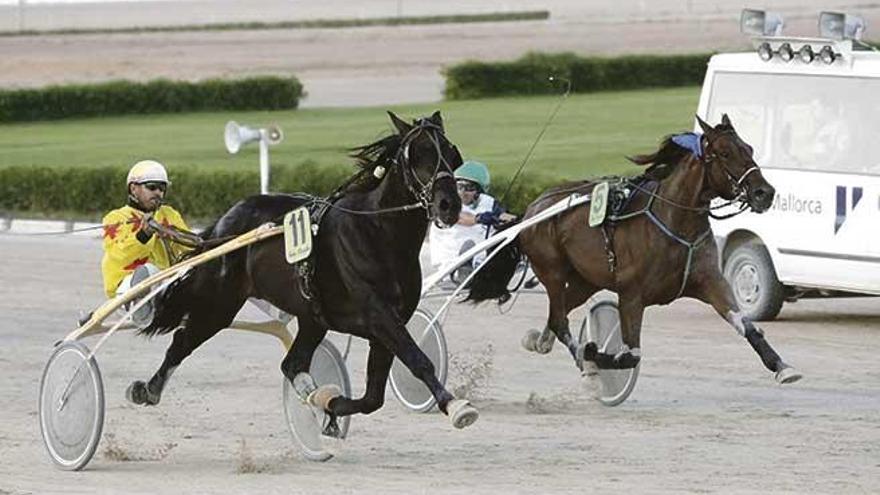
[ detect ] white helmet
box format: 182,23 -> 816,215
127,160 -> 171,185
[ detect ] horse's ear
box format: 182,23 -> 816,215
695,114 -> 713,135
388,111 -> 412,135
428,110 -> 444,131
721,113 -> 732,128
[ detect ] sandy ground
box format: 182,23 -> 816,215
1,233 -> 879,494
1,3 -> 880,492
1,1 -> 878,107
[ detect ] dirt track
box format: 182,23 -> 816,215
1,234 -> 878,494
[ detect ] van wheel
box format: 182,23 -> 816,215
723,242 -> 784,321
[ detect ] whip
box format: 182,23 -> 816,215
497,76 -> 572,207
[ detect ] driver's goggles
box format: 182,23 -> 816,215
141,182 -> 167,192
456,181 -> 479,193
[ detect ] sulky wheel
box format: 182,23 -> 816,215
578,292 -> 640,407
39,341 -> 105,471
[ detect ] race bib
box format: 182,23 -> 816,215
283,207 -> 313,264
588,182 -> 609,228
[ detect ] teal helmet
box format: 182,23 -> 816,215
454,160 -> 490,192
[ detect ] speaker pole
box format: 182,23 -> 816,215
259,131 -> 270,195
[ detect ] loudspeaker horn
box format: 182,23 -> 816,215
224,121 -> 262,154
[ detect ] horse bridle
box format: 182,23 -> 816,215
701,132 -> 760,202
395,119 -> 458,222
628,132 -> 760,219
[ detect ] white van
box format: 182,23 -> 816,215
700,10 -> 880,320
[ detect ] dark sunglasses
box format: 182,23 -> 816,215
141,182 -> 167,192
457,182 -> 479,192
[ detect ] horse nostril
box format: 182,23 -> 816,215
439,198 -> 451,211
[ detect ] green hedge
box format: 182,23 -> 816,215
444,52 -> 711,99
0,76 -> 303,123
0,164 -> 561,221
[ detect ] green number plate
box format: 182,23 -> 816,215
589,182 -> 609,228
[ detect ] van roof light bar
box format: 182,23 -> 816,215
819,11 -> 866,40
741,9 -> 785,36
750,37 -> 853,65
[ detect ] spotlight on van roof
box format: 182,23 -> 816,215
778,43 -> 794,62
819,45 -> 837,64
819,11 -> 866,40
741,9 -> 785,36
798,45 -> 815,63
757,42 -> 774,61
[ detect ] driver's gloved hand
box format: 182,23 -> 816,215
137,212 -> 157,243
475,212 -> 500,226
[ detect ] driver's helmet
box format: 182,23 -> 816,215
126,160 -> 171,186
454,160 -> 490,193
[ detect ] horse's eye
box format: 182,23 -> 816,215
721,151 -> 730,159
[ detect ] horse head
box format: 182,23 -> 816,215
388,111 -> 463,226
697,114 -> 775,212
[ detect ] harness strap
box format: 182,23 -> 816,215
643,210 -> 712,298
603,180 -> 713,299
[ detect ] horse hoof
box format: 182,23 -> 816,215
307,384 -> 342,411
521,329 -> 554,354
775,366 -> 803,385
126,380 -> 158,406
581,360 -> 599,377
521,329 -> 542,352
447,399 -> 479,429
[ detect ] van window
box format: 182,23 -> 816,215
708,71 -> 880,175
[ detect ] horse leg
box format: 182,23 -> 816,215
279,315 -> 329,400
581,296 -> 643,370
324,340 -> 394,417
695,276 -> 801,384
127,301 -> 243,406
277,315 -> 350,436
386,327 -> 477,428
525,274 -> 597,363
367,303 -> 477,428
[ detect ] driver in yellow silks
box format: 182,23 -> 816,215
101,160 -> 190,299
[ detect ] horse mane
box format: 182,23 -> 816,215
342,133 -> 403,193
530,134 -> 699,205
627,134 -> 694,181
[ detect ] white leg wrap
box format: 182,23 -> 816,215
307,384 -> 342,411
725,310 -> 748,337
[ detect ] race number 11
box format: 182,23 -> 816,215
283,207 -> 313,264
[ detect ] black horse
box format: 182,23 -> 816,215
126,111 -> 480,430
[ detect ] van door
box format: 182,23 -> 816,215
706,70 -> 880,294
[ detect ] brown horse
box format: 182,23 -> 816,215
469,115 -> 802,385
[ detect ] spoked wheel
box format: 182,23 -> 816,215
39,341 -> 105,471
389,307 -> 448,413
282,339 -> 352,462
578,292 -> 640,407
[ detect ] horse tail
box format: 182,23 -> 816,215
137,270 -> 198,337
464,228 -> 523,304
